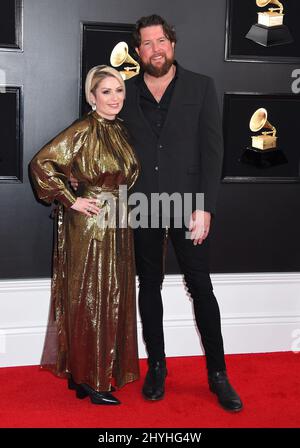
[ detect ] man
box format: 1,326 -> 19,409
120,14 -> 242,412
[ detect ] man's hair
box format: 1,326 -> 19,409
132,14 -> 177,48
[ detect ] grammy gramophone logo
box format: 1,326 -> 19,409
240,107 -> 288,168
245,0 -> 293,47
110,42 -> 140,80
249,107 -> 277,150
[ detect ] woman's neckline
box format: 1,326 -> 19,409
92,110 -> 118,124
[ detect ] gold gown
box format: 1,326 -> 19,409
30,111 -> 140,392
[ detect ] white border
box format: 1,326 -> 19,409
0,273 -> 299,366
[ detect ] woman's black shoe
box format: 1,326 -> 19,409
80,383 -> 121,405
68,375 -> 116,394
67,376 -> 88,399
68,376 -> 78,391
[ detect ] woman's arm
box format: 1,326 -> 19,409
30,121 -> 85,208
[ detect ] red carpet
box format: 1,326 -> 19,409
0,352 -> 299,428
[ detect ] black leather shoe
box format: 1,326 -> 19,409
208,370 -> 243,412
79,383 -> 120,405
68,376 -> 79,391
142,360 -> 167,401
68,376 -> 115,392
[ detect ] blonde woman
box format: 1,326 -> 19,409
30,65 -> 140,405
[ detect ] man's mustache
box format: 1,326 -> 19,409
150,52 -> 166,60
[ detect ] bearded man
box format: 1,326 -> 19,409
120,14 -> 243,412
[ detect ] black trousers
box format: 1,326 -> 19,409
134,221 -> 226,374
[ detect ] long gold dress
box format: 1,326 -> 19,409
30,111 -> 140,392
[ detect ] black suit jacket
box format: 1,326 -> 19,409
120,64 -> 223,216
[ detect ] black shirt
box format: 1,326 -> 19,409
137,68 -> 178,139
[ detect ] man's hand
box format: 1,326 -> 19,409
189,210 -> 211,245
70,173 -> 79,191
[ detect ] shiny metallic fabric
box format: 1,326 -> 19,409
30,111 -> 140,391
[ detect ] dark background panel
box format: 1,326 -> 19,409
227,0 -> 300,60
0,0 -> 299,279
222,93 -> 300,180
0,0 -> 16,46
209,182 -> 300,273
0,87 -> 22,180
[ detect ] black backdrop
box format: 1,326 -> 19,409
0,0 -> 16,46
227,0 -> 300,62
0,87 -> 22,181
222,92 -> 300,181
0,0 -> 299,278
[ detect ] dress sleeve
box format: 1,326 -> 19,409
30,120 -> 88,208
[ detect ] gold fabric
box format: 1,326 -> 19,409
30,111 -> 140,391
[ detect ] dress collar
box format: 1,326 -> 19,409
91,110 -> 121,124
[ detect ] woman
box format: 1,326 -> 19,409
30,65 -> 140,405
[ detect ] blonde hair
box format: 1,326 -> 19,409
85,65 -> 125,107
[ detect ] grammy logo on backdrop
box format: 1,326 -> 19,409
245,0 -> 293,47
110,42 -> 140,80
240,107 -> 288,168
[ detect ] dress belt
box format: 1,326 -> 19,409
80,184 -> 120,197
80,185 -> 127,241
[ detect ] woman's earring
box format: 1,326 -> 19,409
92,103 -> 96,111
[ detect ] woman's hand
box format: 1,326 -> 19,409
71,197 -> 101,217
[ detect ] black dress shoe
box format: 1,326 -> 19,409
142,360 -> 167,401
68,376 -> 115,392
79,383 -> 120,405
68,376 -> 79,391
208,370 -> 243,412
68,376 -> 120,405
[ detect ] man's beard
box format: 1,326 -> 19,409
141,54 -> 174,78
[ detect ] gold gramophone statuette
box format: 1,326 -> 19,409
249,108 -> 277,150
245,0 -> 293,46
256,0 -> 284,27
110,42 -> 140,80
